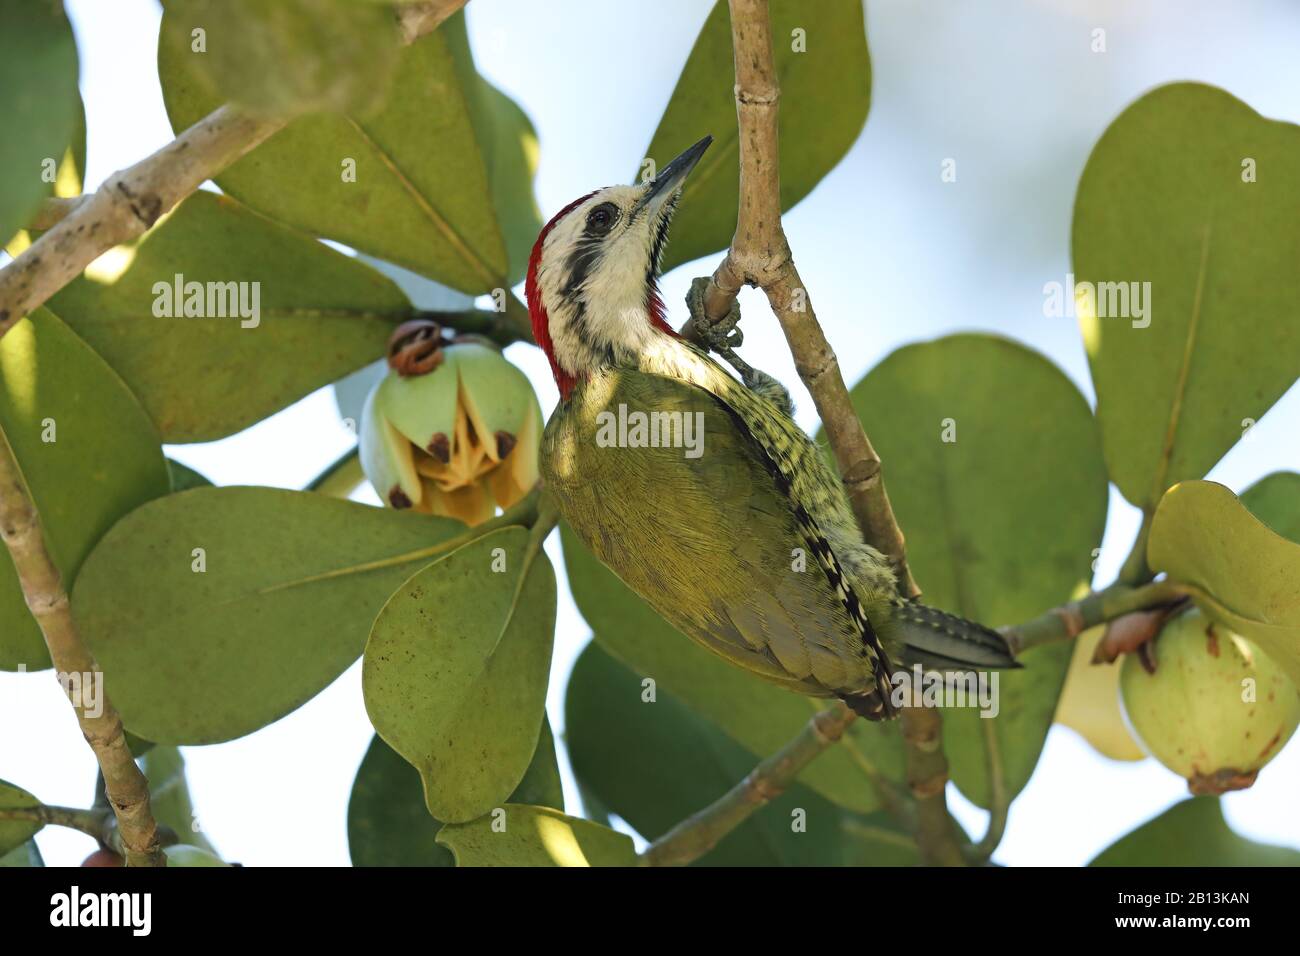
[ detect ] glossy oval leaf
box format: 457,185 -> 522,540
159,10 -> 511,294
0,1 -> 80,244
0,779 -> 41,855
1242,472 -> 1300,544
1148,480 -> 1300,687
167,459 -> 212,492
0,839 -> 43,867
442,14 -> 541,286
1090,797 -> 1300,866
72,487 -> 464,743
0,310 -> 170,671
1073,83 -> 1300,511
560,524 -> 903,815
48,191 -> 409,443
566,640 -> 918,866
835,334 -> 1109,808
437,805 -> 637,867
643,0 -> 870,272
160,0 -> 402,118
347,719 -> 562,867
363,527 -> 556,823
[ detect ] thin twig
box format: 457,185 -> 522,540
698,0 -> 958,864
0,805 -> 179,858
1001,579 -> 1187,657
635,575 -> 1188,866
0,0 -> 467,341
1117,511 -> 1155,586
640,703 -> 857,866
0,106 -> 281,338
682,0 -> 917,600
0,432 -> 164,866
968,719 -> 1008,863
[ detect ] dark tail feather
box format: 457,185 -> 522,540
891,602 -> 1020,672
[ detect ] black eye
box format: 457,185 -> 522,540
585,202 -> 618,235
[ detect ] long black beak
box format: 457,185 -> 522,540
634,135 -> 712,215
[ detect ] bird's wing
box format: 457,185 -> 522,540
542,363 -> 878,698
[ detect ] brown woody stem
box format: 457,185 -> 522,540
0,431 -> 164,866
639,703 -> 857,866
0,0 -> 468,341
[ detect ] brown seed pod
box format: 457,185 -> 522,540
387,319 -> 447,377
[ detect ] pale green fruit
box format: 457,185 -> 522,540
360,341 -> 541,525
1120,607 -> 1300,794
163,844 -> 230,867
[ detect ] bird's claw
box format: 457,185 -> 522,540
686,277 -> 743,355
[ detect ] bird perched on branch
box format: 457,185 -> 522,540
530,136 -> 1017,719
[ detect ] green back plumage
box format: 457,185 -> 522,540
543,337 -> 1019,718
542,338 -> 901,709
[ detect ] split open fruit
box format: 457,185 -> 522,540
361,334 -> 541,526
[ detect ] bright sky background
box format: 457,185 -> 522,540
2,0 -> 1299,866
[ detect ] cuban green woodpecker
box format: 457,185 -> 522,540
530,136 -> 1018,719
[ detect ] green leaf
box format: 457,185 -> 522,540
643,0 -> 870,272
0,839 -> 43,867
835,334 -> 1108,808
0,779 -> 41,855
48,191 -> 409,443
560,524 -> 902,815
160,0 -> 402,118
167,459 -> 212,492
0,1 -> 80,243
123,731 -> 155,760
443,15 -> 542,286
159,11 -> 510,294
566,641 -> 918,866
72,487 -> 464,743
363,527 -> 556,823
1242,472 -> 1300,544
1148,480 -> 1300,687
1090,797 -> 1300,866
0,310 -> 170,671
437,805 -> 637,867
140,747 -> 214,853
348,719 -> 562,867
1072,83 -> 1300,511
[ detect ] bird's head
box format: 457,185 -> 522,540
526,136 -> 711,398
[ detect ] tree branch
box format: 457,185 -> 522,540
634,573 -> 1192,866
639,703 -> 857,866
0,106 -> 281,338
691,0 -> 961,864
0,0 -> 468,341
0,805 -> 178,858
0,432 -> 163,866
1001,579 -> 1187,657
967,718 -> 1008,864
683,0 -> 917,601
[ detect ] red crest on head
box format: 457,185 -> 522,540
526,191 -> 595,400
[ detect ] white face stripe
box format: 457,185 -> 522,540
537,184 -> 674,378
